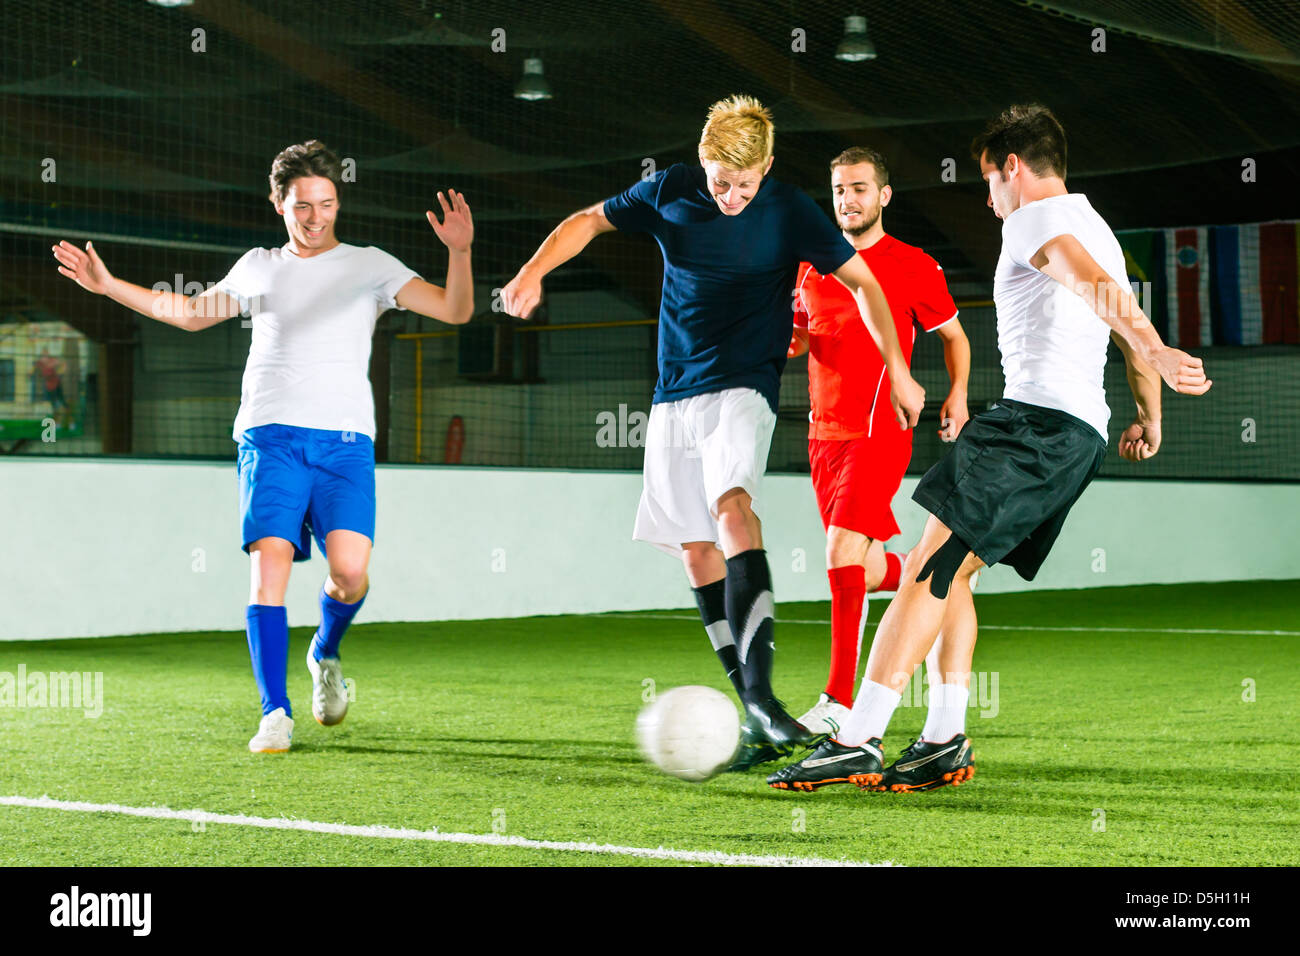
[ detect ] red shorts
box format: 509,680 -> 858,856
809,432 -> 913,542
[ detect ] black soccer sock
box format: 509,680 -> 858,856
692,579 -> 746,698
724,549 -> 776,703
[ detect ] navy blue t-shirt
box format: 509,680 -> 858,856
603,163 -> 854,412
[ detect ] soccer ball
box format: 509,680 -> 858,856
636,685 -> 741,782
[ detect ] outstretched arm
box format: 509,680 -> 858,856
502,202 -> 616,319
1031,234 -> 1212,395
831,254 -> 925,429
52,240 -> 242,332
396,189 -> 474,324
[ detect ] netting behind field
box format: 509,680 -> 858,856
384,301 -> 1300,481
2,0 -> 1297,478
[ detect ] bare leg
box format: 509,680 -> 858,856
862,516 -> 983,693
836,516 -> 983,746
322,529 -> 371,604
860,536 -> 887,591
715,487 -> 761,556
248,536 -> 295,606
928,574 -> 977,690
682,541 -> 726,588
919,572 -> 978,743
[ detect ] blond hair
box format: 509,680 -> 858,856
698,95 -> 774,171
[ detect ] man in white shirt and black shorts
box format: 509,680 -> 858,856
769,104 -> 1212,793
53,140 -> 475,753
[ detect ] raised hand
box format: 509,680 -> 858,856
1150,347 -> 1212,396
426,189 -> 473,254
52,240 -> 113,296
1119,420 -> 1162,461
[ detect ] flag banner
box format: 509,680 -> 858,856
1118,220 -> 1299,347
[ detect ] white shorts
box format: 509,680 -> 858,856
632,387 -> 777,557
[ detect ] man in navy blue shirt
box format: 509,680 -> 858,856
503,96 -> 925,769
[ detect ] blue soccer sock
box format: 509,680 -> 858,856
309,586 -> 366,661
246,604 -> 291,717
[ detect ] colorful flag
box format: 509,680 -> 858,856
1119,228 -> 1166,342
1258,222 -> 1300,345
1118,220 -> 1299,347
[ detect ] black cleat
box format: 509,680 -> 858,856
876,735 -> 976,792
767,737 -> 884,791
726,714 -> 790,772
743,696 -> 825,750
726,699 -> 826,773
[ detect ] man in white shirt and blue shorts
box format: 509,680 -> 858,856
53,140 -> 475,752
769,104 -> 1212,793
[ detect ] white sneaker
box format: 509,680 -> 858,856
248,707 -> 293,753
797,693 -> 852,737
307,651 -> 349,726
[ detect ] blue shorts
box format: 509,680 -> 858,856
236,424 -> 376,562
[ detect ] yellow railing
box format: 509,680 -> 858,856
395,301 -> 994,462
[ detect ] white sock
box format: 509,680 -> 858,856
921,682 -> 970,742
836,680 -> 901,746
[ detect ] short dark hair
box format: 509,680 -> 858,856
829,146 -> 890,188
268,140 -> 343,204
970,104 -> 1067,180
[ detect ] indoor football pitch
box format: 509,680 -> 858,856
1,580 -> 1295,867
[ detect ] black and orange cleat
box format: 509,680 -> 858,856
870,735 -> 975,792
767,737 -> 884,791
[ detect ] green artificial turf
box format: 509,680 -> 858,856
1,581 -> 1296,866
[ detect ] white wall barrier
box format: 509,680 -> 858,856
1,458 -> 1296,640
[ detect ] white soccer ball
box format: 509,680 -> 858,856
636,685 -> 741,782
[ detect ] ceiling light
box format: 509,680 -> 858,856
514,57 -> 552,101
835,15 -> 878,62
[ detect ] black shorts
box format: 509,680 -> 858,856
912,399 -> 1106,581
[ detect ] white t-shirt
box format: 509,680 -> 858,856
995,193 -> 1125,440
216,243 -> 419,441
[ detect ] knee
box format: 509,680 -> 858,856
716,508 -> 748,542
249,541 -> 293,604
825,527 -> 869,570
328,559 -> 369,597
681,542 -> 723,583
901,546 -> 926,580
954,555 -> 983,585
911,532 -> 972,600
715,491 -> 756,542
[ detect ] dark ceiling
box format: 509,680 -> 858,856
4,0 -> 1300,320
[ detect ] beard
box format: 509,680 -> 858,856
838,206 -> 881,236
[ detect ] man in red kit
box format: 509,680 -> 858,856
789,147 -> 972,736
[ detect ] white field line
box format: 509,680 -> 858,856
0,795 -> 894,868
591,613 -> 1299,636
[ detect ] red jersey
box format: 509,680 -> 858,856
795,234 -> 957,440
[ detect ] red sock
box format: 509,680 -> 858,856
826,565 -> 866,706
872,550 -> 904,593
